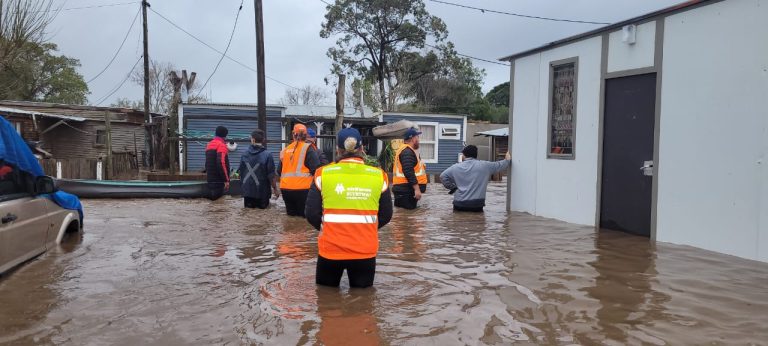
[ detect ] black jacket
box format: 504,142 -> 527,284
237,145 -> 275,199
305,172 -> 393,231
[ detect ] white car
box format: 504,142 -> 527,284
0,163 -> 81,275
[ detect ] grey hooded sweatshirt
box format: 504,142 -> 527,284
439,158 -> 510,209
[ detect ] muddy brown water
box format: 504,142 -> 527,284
1,183 -> 767,345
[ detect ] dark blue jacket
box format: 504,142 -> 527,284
237,145 -> 275,200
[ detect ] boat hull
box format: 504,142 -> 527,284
57,179 -> 243,199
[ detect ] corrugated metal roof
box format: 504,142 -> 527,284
0,100 -> 153,124
475,127 -> 508,137
499,0 -> 714,62
285,105 -> 375,118
0,106 -> 86,122
184,102 -> 285,109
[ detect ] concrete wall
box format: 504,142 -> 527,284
467,123 -> 506,160
510,37 -> 603,225
607,21 -> 656,73
656,0 -> 768,262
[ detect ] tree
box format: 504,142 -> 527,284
485,82 -> 509,107
0,0 -> 53,70
320,0 -> 448,111
0,41 -> 89,104
125,59 -> 206,114
279,85 -> 329,106
0,0 -> 88,104
408,43 -> 484,114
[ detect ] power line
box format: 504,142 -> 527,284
196,0 -> 245,97
427,0 -> 610,25
424,43 -> 509,66
87,7 -> 141,84
26,1 -> 138,13
148,7 -> 300,91
94,56 -> 143,106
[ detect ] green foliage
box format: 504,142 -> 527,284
485,82 -> 510,107
364,155 -> 380,167
377,141 -> 394,172
0,42 -> 89,104
320,0 -> 448,110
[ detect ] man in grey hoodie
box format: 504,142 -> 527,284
439,145 -> 511,212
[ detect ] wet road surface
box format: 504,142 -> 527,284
1,183 -> 767,345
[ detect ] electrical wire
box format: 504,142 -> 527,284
424,43 -> 508,66
426,0 -> 610,25
148,7 -> 300,90
93,56 -> 143,106
196,0 -> 245,97
25,1 -> 138,13
87,7 -> 141,84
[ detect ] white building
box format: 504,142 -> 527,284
503,0 -> 768,262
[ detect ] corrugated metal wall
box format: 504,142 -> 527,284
183,106 -> 283,172
383,114 -> 465,174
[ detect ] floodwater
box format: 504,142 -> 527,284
1,183 -> 767,345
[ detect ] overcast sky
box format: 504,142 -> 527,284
47,0 -> 682,108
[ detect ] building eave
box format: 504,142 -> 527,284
499,0 -> 716,62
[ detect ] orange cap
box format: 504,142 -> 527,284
292,123 -> 307,135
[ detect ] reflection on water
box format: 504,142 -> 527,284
1,184 -> 767,344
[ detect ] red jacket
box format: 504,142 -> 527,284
205,137 -> 230,183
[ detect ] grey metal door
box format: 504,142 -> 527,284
600,74 -> 656,237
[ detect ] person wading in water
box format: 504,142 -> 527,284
440,145 -> 511,212
392,128 -> 427,209
237,129 -> 279,209
305,128 -> 393,288
278,124 -> 320,217
204,126 -> 231,200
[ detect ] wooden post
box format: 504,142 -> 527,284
169,71 -> 182,176
104,112 -> 113,180
254,0 -> 267,145
334,74 -> 346,160
142,0 -> 153,170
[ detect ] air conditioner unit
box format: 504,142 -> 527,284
439,124 -> 461,139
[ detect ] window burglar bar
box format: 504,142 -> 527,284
550,63 -> 575,156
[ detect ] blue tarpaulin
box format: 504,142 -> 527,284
0,117 -> 83,222
0,116 -> 44,177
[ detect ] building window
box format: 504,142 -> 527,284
414,122 -> 438,163
439,124 -> 461,140
95,129 -> 106,147
548,58 -> 577,159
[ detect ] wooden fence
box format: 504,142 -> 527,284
40,152 -> 139,180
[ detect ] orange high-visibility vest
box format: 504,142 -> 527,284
393,144 -> 427,185
280,141 -> 313,190
315,157 -> 388,260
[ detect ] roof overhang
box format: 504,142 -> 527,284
475,127 -> 509,137
499,0 -> 715,62
0,106 -> 86,122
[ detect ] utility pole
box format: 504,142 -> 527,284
254,0 -> 267,145
104,112 -> 113,180
334,74 -> 346,160
142,0 -> 153,170
168,70 -> 196,176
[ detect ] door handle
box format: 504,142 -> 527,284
640,160 -> 654,176
2,213 -> 18,224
